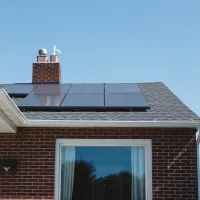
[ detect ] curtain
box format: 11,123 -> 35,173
61,146 -> 76,200
131,146 -> 145,200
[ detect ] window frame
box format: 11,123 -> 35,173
54,139 -> 152,200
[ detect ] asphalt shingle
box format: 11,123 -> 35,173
22,82 -> 200,122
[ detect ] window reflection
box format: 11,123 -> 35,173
61,146 -> 146,200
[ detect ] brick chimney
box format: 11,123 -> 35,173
32,48 -> 61,83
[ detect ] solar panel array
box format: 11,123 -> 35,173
2,84 -> 38,96
1,83 -> 150,111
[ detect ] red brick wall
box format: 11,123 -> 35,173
0,127 -> 198,200
32,63 -> 61,83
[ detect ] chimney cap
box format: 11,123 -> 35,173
39,48 -> 47,56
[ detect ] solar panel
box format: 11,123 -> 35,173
33,84 -> 71,94
18,93 -> 65,107
16,83 -> 150,111
105,93 -> 149,108
3,84 -> 38,96
61,94 -> 104,107
0,84 -> 7,89
105,83 -> 141,93
68,84 -> 104,93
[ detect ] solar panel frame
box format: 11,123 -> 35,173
61,93 -> 104,107
105,93 -> 150,109
105,83 -> 141,93
0,84 -> 8,89
18,93 -> 66,107
3,84 -> 39,96
68,84 -> 104,94
33,84 -> 71,94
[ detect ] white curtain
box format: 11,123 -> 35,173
131,146 -> 145,200
61,146 -> 76,200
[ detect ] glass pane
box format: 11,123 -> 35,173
61,146 -> 145,200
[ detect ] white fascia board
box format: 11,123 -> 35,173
26,119 -> 200,128
0,89 -> 26,126
0,109 -> 16,133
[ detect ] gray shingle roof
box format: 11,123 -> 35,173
21,82 -> 200,122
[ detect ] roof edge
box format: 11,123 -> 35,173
0,89 -> 199,131
25,119 -> 200,128
0,89 -> 27,126
0,109 -> 16,133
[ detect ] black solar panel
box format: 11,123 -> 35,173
15,83 -> 150,111
68,84 -> 104,93
105,93 -> 149,108
0,84 -> 7,89
105,83 -> 140,93
18,93 -> 65,107
34,84 -> 71,94
3,84 -> 38,96
61,94 -> 104,107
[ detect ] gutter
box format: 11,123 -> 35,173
26,119 -> 200,128
197,129 -> 200,142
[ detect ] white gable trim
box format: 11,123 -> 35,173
0,110 -> 16,133
0,89 -> 26,132
0,89 -> 26,125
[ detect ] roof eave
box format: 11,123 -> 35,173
0,109 -> 16,133
0,89 -> 26,132
0,89 -> 200,132
25,119 -> 200,128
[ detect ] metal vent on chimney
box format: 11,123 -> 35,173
37,48 -> 48,62
38,48 -> 47,56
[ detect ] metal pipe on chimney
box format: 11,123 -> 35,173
37,48 -> 48,62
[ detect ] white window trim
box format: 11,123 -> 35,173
54,139 -> 152,200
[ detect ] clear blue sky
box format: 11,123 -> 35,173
0,0 -> 200,115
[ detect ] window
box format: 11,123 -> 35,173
55,139 -> 152,200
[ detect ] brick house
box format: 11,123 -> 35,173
0,50 -> 200,200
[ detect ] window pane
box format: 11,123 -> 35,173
61,146 -> 145,200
